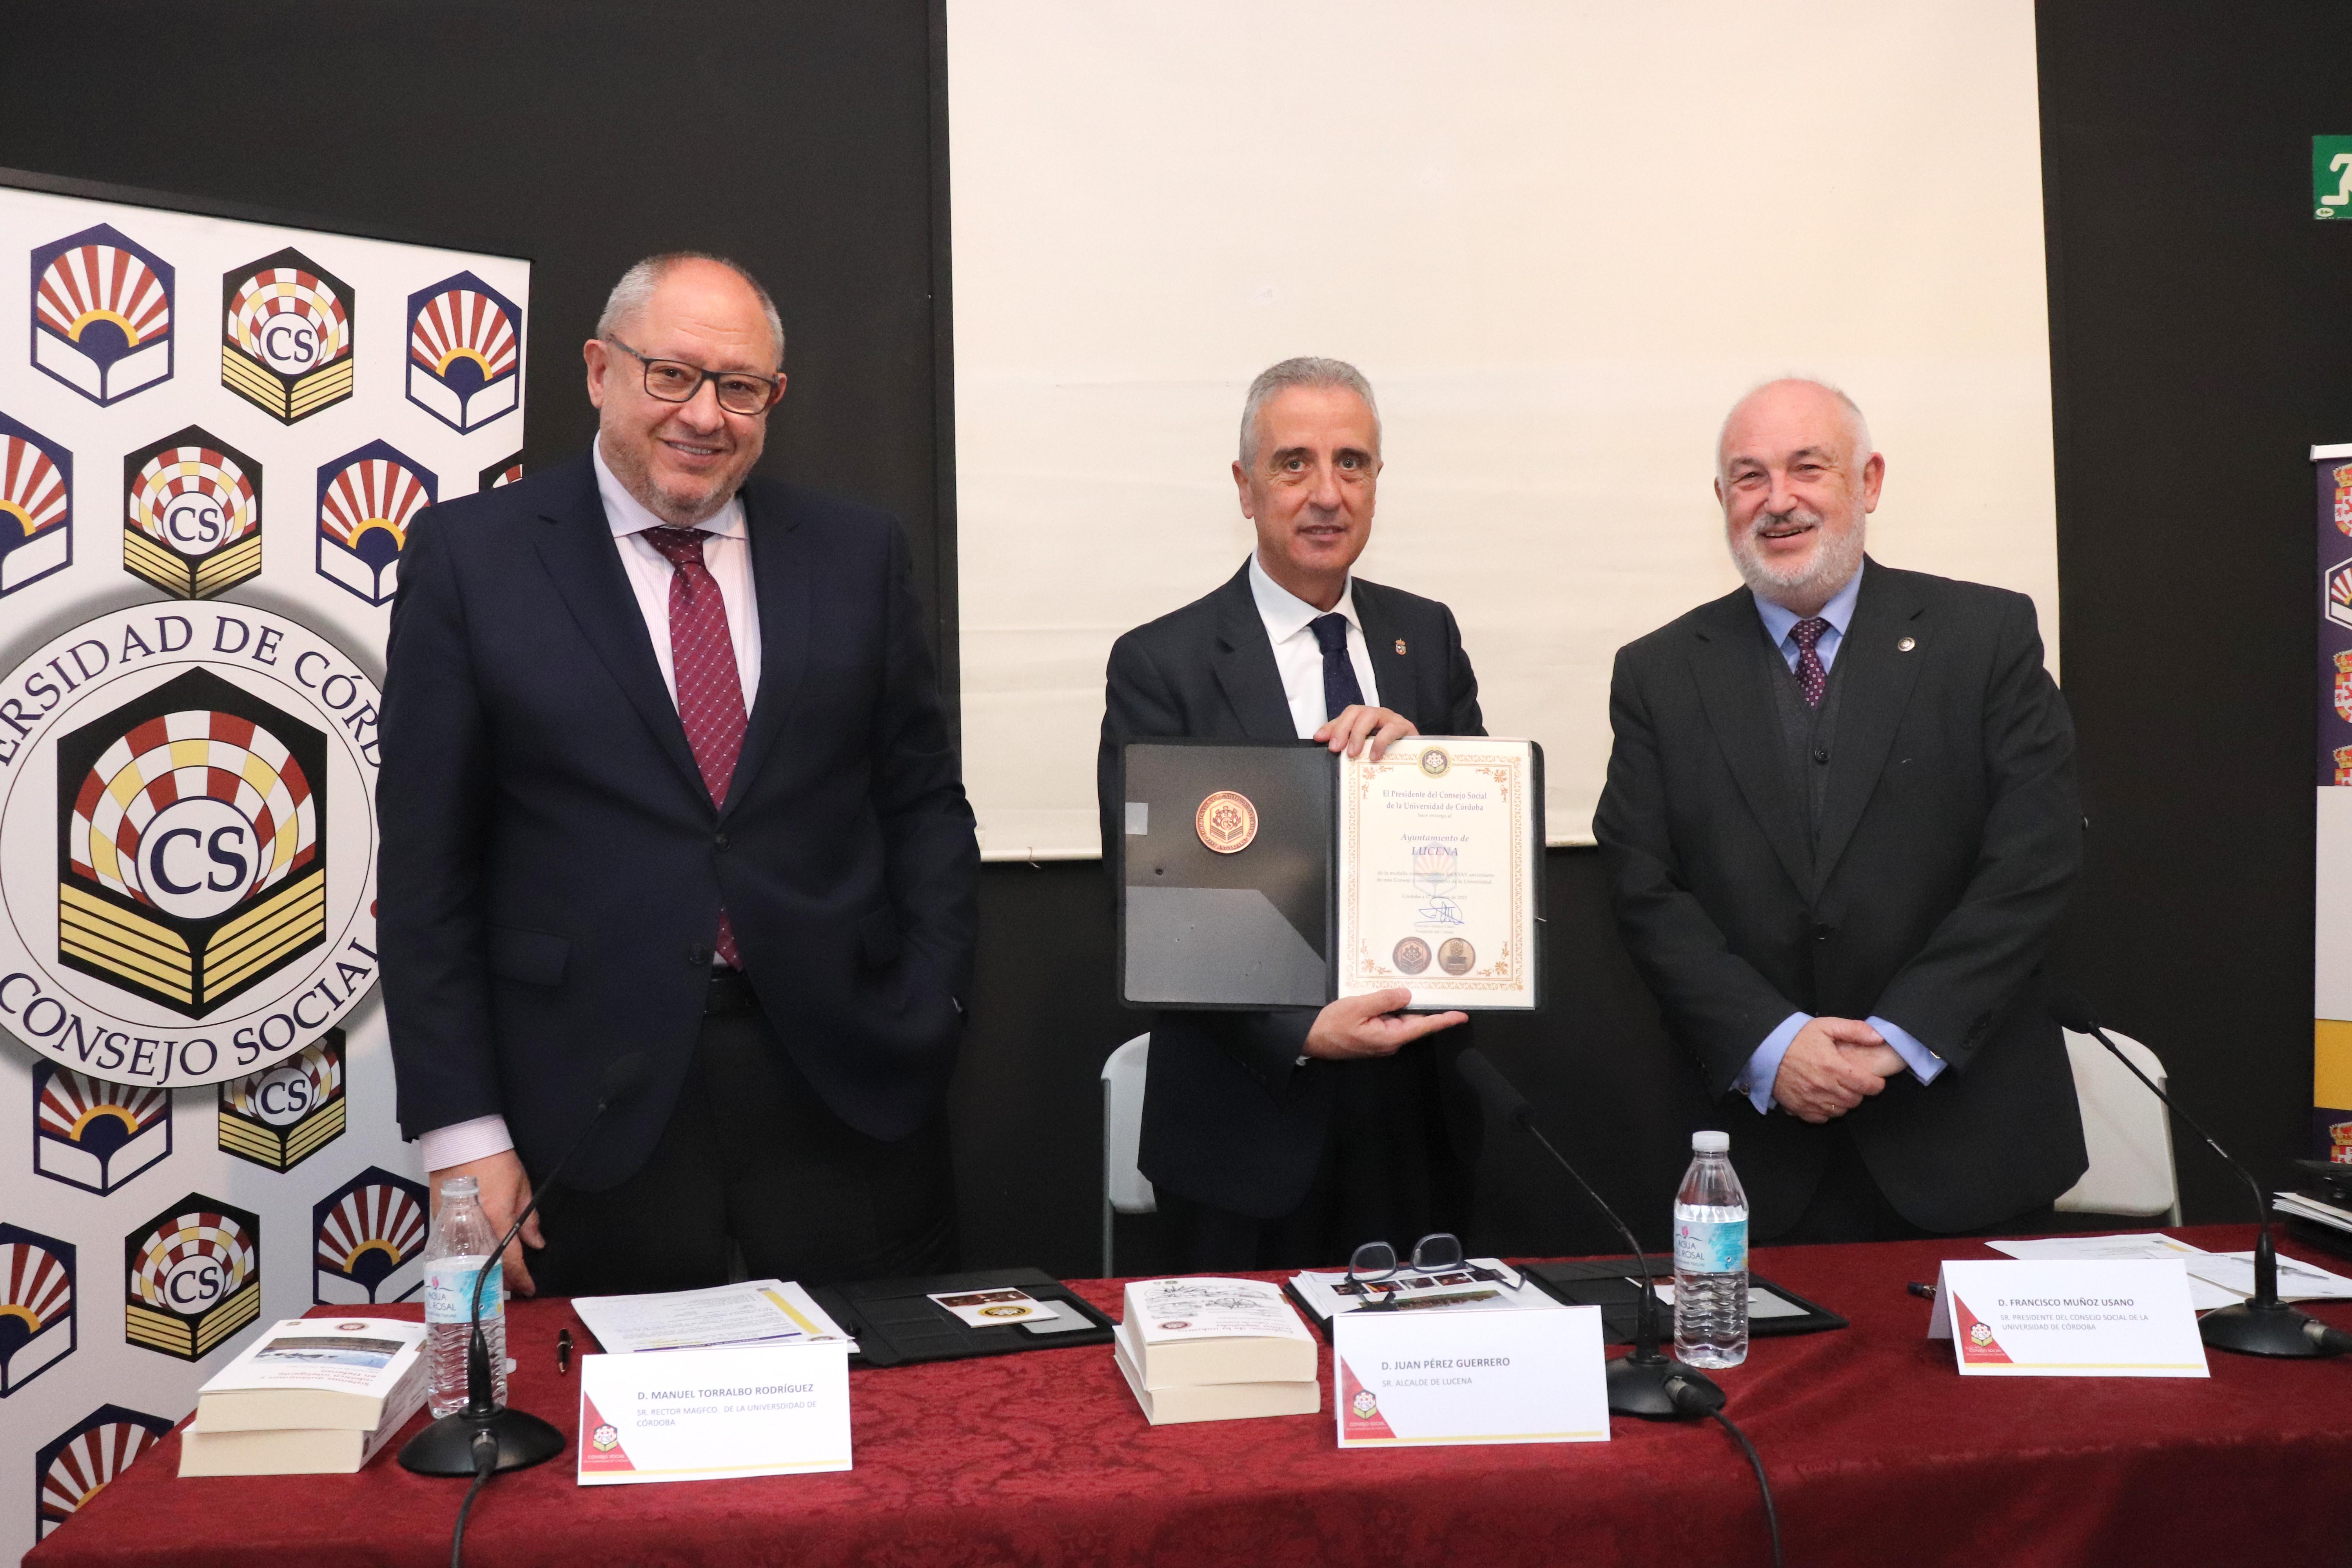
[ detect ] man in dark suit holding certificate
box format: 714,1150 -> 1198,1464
379,254 -> 977,1294
1594,377 -> 2085,1243
1098,357 -> 1481,1271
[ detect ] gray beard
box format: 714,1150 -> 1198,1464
1730,509 -> 1866,609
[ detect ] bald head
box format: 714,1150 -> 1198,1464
1713,377 -> 1882,615
1717,378 -> 1872,480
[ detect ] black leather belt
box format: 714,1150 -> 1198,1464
705,967 -> 757,1016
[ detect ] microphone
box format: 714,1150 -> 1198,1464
401,1052 -> 652,1476
2048,987 -> 2349,1359
1457,1049 -> 1724,1419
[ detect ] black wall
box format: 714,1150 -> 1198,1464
5,4 -> 2335,1276
0,0 -> 956,666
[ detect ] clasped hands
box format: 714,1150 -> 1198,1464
1771,1016 -> 1908,1124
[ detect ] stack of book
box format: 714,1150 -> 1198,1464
180,1317 -> 429,1476
1112,1277 -> 1319,1425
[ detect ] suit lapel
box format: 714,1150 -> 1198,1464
1349,581 -> 1422,729
1688,590 -> 1812,896
1811,559 -> 1927,892
530,456 -> 704,802
1210,565 -> 1304,741
724,483 -> 808,818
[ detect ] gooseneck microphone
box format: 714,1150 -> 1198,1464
401,1052 -> 652,1479
2047,988 -> 2350,1359
1457,1049 -> 1725,1419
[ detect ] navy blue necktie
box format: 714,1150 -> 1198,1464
1310,613 -> 1365,720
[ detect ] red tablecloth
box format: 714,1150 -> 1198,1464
27,1227 -> 2352,1568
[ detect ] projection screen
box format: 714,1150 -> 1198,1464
948,1 -> 2057,859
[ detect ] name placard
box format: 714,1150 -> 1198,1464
1334,1304 -> 1608,1447
1926,1259 -> 2208,1378
576,1341 -> 851,1484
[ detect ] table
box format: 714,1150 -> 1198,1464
27,1227 -> 2352,1568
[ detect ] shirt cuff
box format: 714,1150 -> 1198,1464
1869,1016 -> 1947,1085
1735,1013 -> 1811,1115
419,1114 -> 514,1176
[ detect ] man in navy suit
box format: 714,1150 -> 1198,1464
379,254 -> 977,1294
1098,358 -> 1480,1271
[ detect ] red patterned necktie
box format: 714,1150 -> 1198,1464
1790,616 -> 1830,709
642,526 -> 746,967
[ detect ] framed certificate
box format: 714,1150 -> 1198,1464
1335,738 -> 1541,1010
1118,738 -> 1543,1011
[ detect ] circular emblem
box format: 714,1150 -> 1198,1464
1437,938 -> 1475,975
592,1423 -> 621,1453
1392,937 -> 1431,975
128,436 -> 259,556
1194,790 -> 1258,854
980,1304 -> 1031,1319
1897,636 -> 1917,653
0,604 -> 381,1089
1352,1390 -> 1378,1418
1967,1322 -> 1994,1348
1417,746 -> 1450,778
1158,1321 -> 1191,1331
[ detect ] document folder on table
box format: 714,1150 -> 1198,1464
1119,738 -> 1544,1010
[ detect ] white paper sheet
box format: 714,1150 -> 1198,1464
1985,1235 -> 2238,1311
571,1279 -> 850,1355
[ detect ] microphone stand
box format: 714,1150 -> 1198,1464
401,1059 -> 646,1475
2064,1009 -> 2344,1359
1458,1049 -> 1722,1418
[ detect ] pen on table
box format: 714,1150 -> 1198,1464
557,1328 -> 573,1374
1906,1280 -> 1937,1300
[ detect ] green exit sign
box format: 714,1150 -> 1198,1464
2318,136 -> 2352,218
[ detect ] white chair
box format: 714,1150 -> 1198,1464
2054,1026 -> 2182,1224
1100,1033 -> 1154,1277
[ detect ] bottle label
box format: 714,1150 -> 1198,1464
1673,1218 -> 1747,1275
424,1258 -> 502,1325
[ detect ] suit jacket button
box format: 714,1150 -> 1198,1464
1813,923 -> 1832,941
686,942 -> 711,966
1811,748 -> 1830,764
714,831 -> 730,849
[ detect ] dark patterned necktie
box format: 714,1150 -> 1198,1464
1310,612 -> 1365,720
1790,617 -> 1831,709
643,526 -> 746,967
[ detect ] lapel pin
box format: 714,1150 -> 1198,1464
1897,637 -> 1916,652
1394,639 -> 1408,655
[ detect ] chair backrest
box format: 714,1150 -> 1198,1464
2054,1027 -> 2181,1221
1101,1033 -> 1155,1215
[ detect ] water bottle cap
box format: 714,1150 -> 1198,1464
438,1174 -> 479,1198
1691,1130 -> 1730,1153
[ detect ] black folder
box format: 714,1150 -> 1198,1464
806,1267 -> 1116,1368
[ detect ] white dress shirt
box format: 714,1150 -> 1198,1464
419,446 -> 762,1176
1247,552 -> 1381,737
1732,568 -> 1946,1114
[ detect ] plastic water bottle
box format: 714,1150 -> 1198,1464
1671,1129 -> 1749,1369
423,1175 -> 508,1418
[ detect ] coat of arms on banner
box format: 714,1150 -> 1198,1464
30,1065 -> 171,1195
313,1165 -> 430,1305
218,1030 -> 344,1171
33,1405 -> 172,1539
57,665 -> 326,1018
29,224 -> 173,407
123,1192 -> 260,1360
316,441 -> 435,606
2335,652 -> 2352,724
405,270 -> 521,433
481,452 -> 524,490
122,427 -> 262,601
220,248 -> 355,424
0,1223 -> 75,1395
0,410 -> 71,599
2333,463 -> 2352,535
0,604 -> 380,1092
